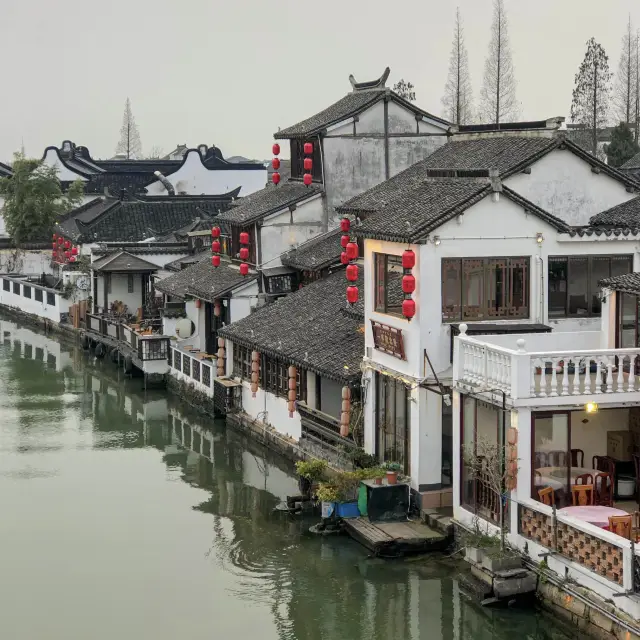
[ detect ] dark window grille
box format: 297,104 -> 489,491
233,345 -> 252,380
202,364 -> 211,387
441,257 -> 530,322
192,359 -> 201,382
23,286 -> 31,299
173,349 -> 181,369
268,274 -> 294,294
46,292 -> 55,306
127,274 -> 134,293
182,353 -> 191,376
2,280 -> 9,292
13,282 -> 20,295
35,288 -> 43,302
290,139 -> 322,182
139,339 -> 168,361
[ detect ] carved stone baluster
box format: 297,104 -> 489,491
583,357 -> 592,395
572,357 -> 581,395
605,356 -> 614,393
487,349 -> 494,388
594,358 -> 602,394
629,355 -> 637,392
616,355 -> 625,393
530,358 -> 537,397
561,357 -> 570,396
539,358 -> 548,398
550,358 -> 559,397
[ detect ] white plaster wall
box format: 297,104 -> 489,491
0,279 -> 69,323
0,250 -> 53,275
389,136 -> 446,178
260,196 -> 325,267
229,279 -> 259,323
506,149 -> 637,225
241,451 -> 298,501
41,149 -> 87,182
98,273 -> 144,315
355,101 -> 386,134
163,315 -> 179,338
240,381 -> 302,441
179,300 -> 206,351
144,150 -> 267,197
386,101 -> 419,134
319,376 -> 342,419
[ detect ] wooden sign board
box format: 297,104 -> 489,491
371,321 -> 406,360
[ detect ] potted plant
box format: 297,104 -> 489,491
295,459 -> 327,497
383,461 -> 403,485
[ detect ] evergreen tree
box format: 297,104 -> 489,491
0,154 -> 84,245
392,79 -> 416,102
479,0 -> 518,123
605,122 -> 638,167
570,38 -> 612,157
442,7 -> 473,125
613,16 -> 637,127
115,98 -> 142,159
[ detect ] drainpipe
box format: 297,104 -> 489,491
153,171 -> 175,196
537,255 -> 544,325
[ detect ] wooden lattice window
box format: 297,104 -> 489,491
233,345 -> 252,381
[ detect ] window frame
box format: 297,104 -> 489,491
127,274 -> 134,294
548,254 -> 633,319
441,257 -> 531,323
373,253 -> 404,316
2,279 -> 9,292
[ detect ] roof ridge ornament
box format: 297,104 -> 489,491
349,67 -> 391,92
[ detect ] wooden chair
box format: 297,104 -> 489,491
595,472 -> 613,507
575,473 -> 594,485
608,515 -> 632,540
570,448 -> 584,467
548,450 -> 567,467
535,451 -> 548,469
593,455 -> 616,476
538,486 -> 555,506
571,484 -> 594,506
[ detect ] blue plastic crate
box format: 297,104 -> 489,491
336,500 -> 360,519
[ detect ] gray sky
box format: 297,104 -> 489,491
2,0 -> 639,162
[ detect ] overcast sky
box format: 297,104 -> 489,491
2,0 -> 640,162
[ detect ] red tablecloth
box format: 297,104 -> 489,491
558,506 -> 629,529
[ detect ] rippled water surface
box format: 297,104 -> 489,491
0,318 -> 576,640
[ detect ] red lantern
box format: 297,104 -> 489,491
58,237 -> 63,245
340,218 -> 350,232
346,242 -> 358,261
239,232 -> 250,245
211,226 -> 221,238
303,158 -> 313,171
346,264 -> 358,282
341,235 -> 350,249
69,256 -> 76,263
272,172 -> 281,185
303,142 -> 313,155
211,240 -> 221,253
402,298 -> 416,319
272,143 -> 280,156
340,252 -> 349,265
402,249 -> 416,269
402,274 -> 416,294
52,233 -> 57,241
195,299 -> 201,309
64,250 -> 70,258
239,247 -> 249,260
272,157 -> 280,170
71,247 -> 78,256
64,240 -> 70,249
303,173 -> 312,186
212,255 -> 221,267
239,262 -> 249,276
52,242 -> 57,250
346,286 -> 359,304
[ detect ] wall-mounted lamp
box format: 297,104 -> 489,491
536,233 -> 544,244
433,236 -> 441,246
585,402 -> 599,414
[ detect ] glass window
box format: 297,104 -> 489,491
375,373 -> 410,474
568,256 -> 588,316
441,393 -> 452,489
441,260 -> 461,320
23,285 -> 31,299
532,412 -> 569,506
590,257 -> 610,315
619,292 -> 640,348
461,396 -> 476,507
2,280 -> 9,292
127,274 -> 134,294
373,254 -> 404,316
548,257 -> 568,317
12,282 -> 20,295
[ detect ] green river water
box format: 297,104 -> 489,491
0,316 -> 577,639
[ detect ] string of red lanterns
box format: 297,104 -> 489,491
239,231 -> 249,276
402,249 -> 416,320
303,142 -> 313,187
51,233 -> 79,264
272,143 -> 281,186
341,217 -> 359,305
211,226 -> 221,267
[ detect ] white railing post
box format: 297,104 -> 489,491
510,339 -> 530,399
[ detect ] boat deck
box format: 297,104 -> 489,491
343,517 -> 449,557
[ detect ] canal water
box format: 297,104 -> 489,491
0,317 -> 576,640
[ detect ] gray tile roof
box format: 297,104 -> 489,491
590,197 -> 640,228
599,271 -> 640,294
91,250 -> 159,272
621,151 -> 640,170
218,269 -> 363,382
56,197 -> 119,238
274,89 -> 449,140
280,229 -> 343,272
154,257 -> 256,302
216,182 -> 322,226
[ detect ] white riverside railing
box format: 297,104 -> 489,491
455,328 -> 640,400
169,346 -> 215,398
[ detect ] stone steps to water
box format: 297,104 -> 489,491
421,506 -> 454,537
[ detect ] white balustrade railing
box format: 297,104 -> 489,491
455,326 -> 640,400
169,347 -> 215,397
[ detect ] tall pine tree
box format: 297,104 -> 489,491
570,38 -> 612,157
613,16 -> 637,127
115,98 -> 142,159
442,8 -> 473,125
479,0 -> 518,123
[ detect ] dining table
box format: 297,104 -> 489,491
535,466 -> 601,490
558,505 -> 629,529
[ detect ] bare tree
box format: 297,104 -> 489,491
115,98 -> 142,159
570,38 -> 612,157
635,31 -> 640,142
442,7 -> 473,124
613,16 -> 637,128
479,0 -> 519,124
146,146 -> 165,160
392,79 -> 416,102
